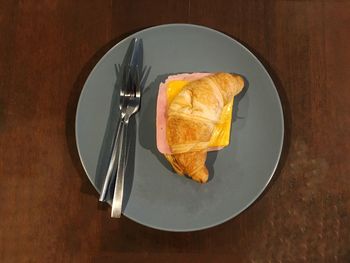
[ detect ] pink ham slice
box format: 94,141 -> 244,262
156,73 -> 224,154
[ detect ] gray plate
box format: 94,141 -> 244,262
76,24 -> 284,231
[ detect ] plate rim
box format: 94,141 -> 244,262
75,23 -> 285,231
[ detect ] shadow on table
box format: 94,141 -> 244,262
99,210 -> 251,254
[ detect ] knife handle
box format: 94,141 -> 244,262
111,116 -> 129,218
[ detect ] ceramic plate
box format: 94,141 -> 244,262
76,24 -> 284,231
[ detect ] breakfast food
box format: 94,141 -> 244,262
156,72 -> 244,183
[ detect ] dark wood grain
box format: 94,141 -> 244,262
0,0 -> 349,262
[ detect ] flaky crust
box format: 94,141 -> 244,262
165,73 -> 244,183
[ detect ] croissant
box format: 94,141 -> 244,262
165,73 -> 244,183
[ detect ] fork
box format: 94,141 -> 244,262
110,65 -> 142,218
99,37 -> 141,201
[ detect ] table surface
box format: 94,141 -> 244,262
1,0 -> 349,262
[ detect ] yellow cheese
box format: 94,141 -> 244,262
167,80 -> 188,104
166,80 -> 234,148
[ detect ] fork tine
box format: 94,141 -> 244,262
127,65 -> 137,97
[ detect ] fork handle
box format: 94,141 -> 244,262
99,117 -> 123,202
111,116 -> 129,218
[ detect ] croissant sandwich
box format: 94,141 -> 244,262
156,72 -> 244,183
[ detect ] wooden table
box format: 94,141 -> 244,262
1,1 -> 349,262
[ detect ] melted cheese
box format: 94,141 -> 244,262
166,80 -> 234,148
